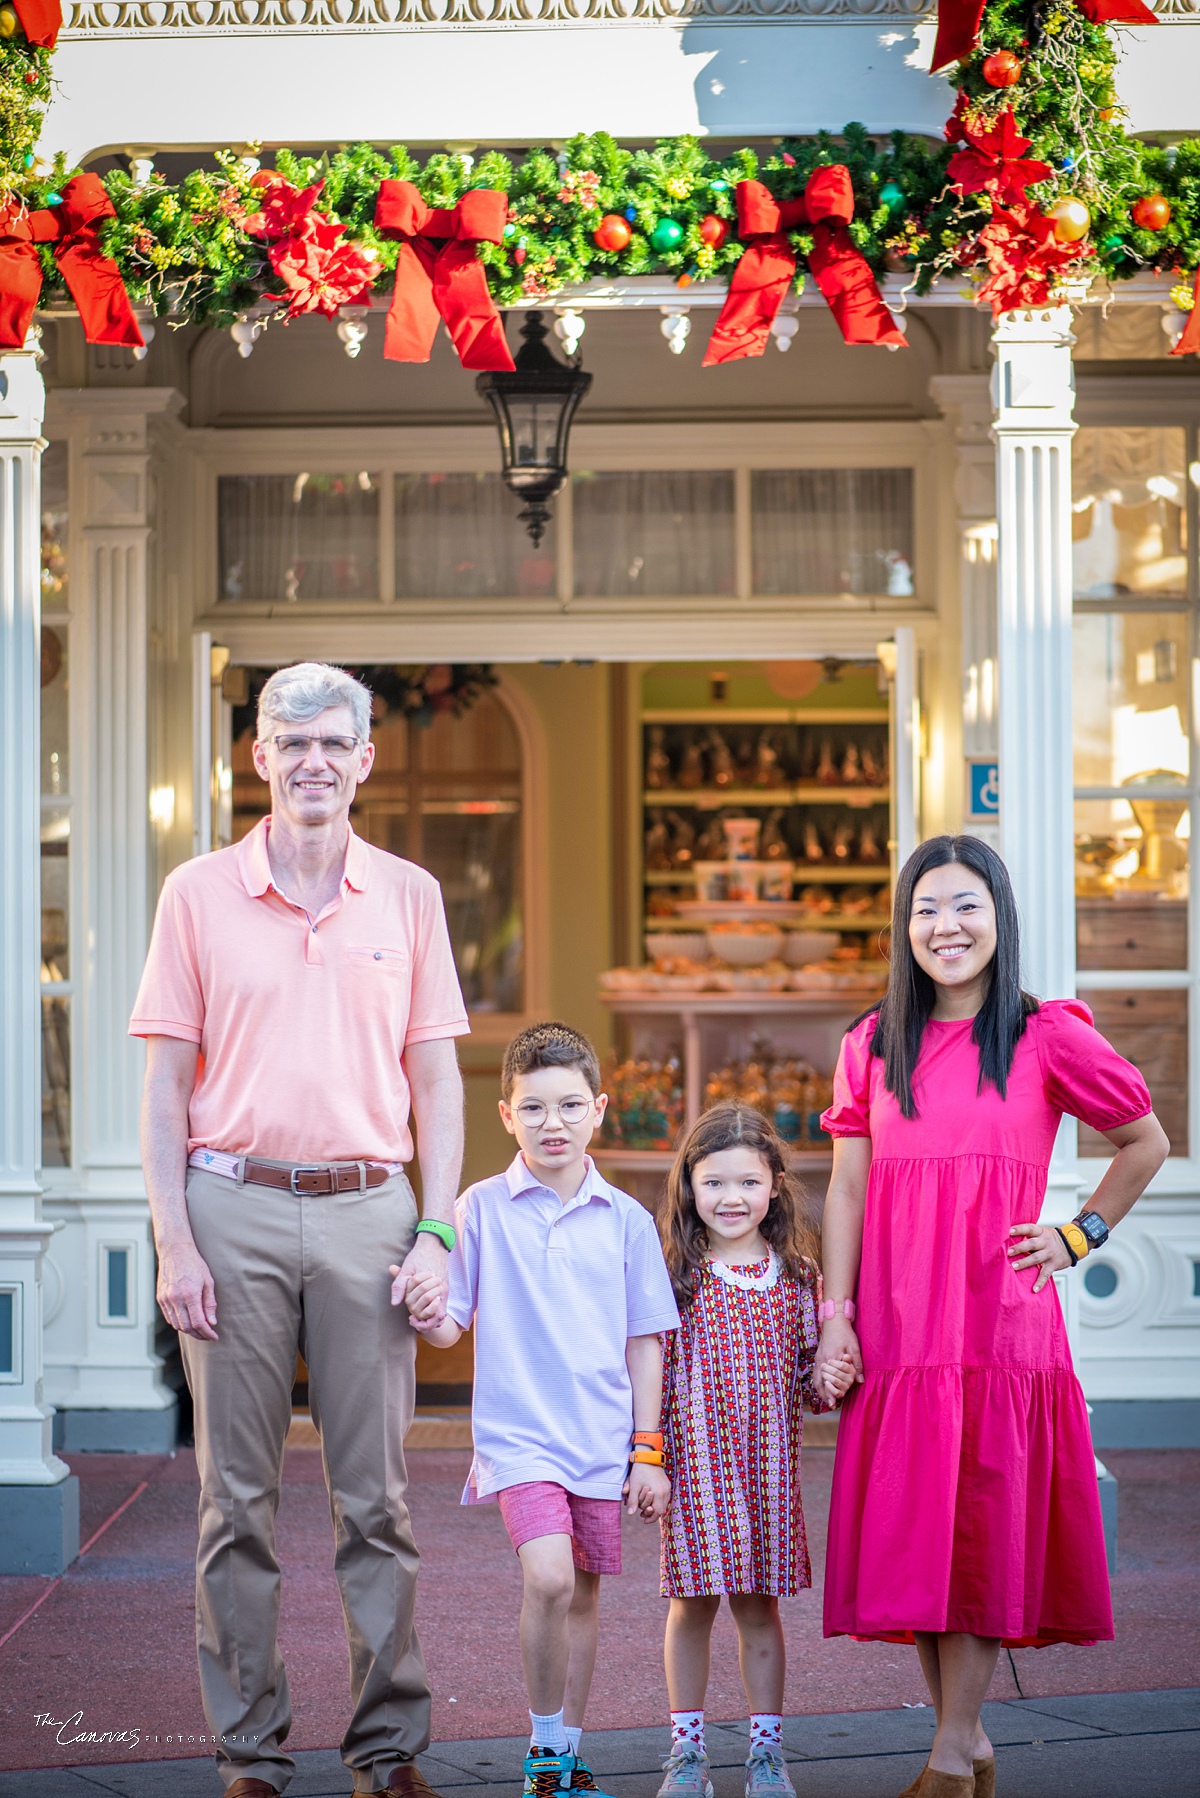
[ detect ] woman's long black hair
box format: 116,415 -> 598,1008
867,835 -> 1039,1119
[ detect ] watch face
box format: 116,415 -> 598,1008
1077,1211 -> 1109,1246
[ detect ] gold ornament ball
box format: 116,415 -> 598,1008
0,7 -> 19,35
1050,197 -> 1091,244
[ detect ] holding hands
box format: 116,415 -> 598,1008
816,1314 -> 864,1406
623,1459 -> 671,1522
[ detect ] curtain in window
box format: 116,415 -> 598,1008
751,468 -> 915,597
572,470 -> 736,597
395,473 -> 556,599
218,473 -> 380,602
1072,428 -> 1187,599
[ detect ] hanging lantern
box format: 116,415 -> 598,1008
476,311 -> 592,547
1049,197 -> 1092,243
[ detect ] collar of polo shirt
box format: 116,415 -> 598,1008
237,816 -> 373,899
504,1152 -> 612,1205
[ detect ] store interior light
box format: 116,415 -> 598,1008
1146,475 -> 1181,502
149,786 -> 176,829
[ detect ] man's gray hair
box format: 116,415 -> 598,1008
256,663 -> 372,743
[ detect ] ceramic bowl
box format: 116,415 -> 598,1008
645,932 -> 708,963
707,928 -> 785,966
782,930 -> 836,967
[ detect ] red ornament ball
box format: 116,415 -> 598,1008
1131,193 -> 1171,231
982,49 -> 1022,87
698,214 -> 728,249
593,214 -> 632,253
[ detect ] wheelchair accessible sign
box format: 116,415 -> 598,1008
968,760 -> 999,821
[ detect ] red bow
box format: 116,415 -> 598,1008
703,168 -> 905,365
1170,271 -> 1200,359
12,0 -> 61,46
0,174 -> 143,351
931,0 -> 1154,72
373,182 -> 515,371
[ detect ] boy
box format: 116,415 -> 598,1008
394,1022 -> 680,1798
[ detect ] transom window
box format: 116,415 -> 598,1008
215,466 -> 918,605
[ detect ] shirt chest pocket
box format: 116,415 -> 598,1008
345,945 -> 409,980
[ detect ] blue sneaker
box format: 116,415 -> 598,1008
567,1757 -> 618,1798
523,1748 -> 575,1798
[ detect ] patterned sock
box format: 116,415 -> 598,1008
565,1727 -> 583,1756
530,1709 -> 569,1752
749,1715 -> 782,1754
671,1710 -> 706,1754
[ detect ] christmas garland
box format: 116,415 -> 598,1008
1,0 -> 1198,352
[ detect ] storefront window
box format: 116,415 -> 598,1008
41,442 -> 71,1168
751,467 -> 915,597
229,676 -> 524,1015
217,472 -> 380,602
395,473 -> 555,599
572,470 -> 736,597
1072,418 -> 1198,1158
1072,427 -> 1188,599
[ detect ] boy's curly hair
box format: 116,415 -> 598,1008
501,1020 -> 602,1101
660,1102 -> 821,1305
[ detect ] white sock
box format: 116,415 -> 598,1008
749,1714 -> 782,1754
671,1710 -> 706,1754
565,1727 -> 583,1755
530,1709 -> 569,1752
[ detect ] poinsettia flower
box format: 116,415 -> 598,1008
266,234 -> 381,320
977,200 -> 1091,314
944,96 -> 968,144
948,109 -> 1053,207
246,173 -> 327,241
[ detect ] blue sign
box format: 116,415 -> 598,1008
968,760 -> 999,819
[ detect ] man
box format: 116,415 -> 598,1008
131,662 -> 467,1798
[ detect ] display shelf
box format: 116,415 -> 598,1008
645,864 -> 890,886
644,786 -> 889,809
602,990 -> 883,1016
642,708 -> 888,726
652,911 -> 891,930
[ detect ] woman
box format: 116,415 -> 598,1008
817,836 -> 1168,1798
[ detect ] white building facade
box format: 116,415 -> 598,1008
1,0 -> 1198,1570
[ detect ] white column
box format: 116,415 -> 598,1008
931,374 -> 999,848
41,389 -> 183,1450
991,310 -> 1085,1344
992,309 -> 1077,1005
0,335 -> 78,1572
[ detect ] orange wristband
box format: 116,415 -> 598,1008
631,1447 -> 665,1466
633,1431 -> 664,1449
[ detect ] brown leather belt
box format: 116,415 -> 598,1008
244,1159 -> 393,1195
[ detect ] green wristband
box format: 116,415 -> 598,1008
415,1218 -> 456,1252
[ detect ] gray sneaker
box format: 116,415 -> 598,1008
744,1749 -> 795,1798
657,1749 -> 714,1798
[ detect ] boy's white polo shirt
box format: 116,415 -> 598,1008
446,1153 -> 681,1503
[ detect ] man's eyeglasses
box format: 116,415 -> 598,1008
271,735 -> 362,759
513,1098 -> 594,1128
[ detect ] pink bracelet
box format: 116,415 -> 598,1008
818,1298 -> 856,1322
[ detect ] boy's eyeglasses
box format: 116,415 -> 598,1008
514,1098 -> 593,1128
271,735 -> 362,758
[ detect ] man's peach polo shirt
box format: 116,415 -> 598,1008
129,817 -> 469,1162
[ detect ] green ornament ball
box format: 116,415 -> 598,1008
1101,233 -> 1126,251
23,152 -> 34,168
880,180 -> 905,210
650,217 -> 684,253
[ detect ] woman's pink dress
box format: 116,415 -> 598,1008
820,999 -> 1151,1647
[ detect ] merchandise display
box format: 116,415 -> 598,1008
599,1054 -> 685,1151
703,1047 -> 834,1149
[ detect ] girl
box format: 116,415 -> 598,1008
655,1103 -> 855,1798
818,836 -> 1168,1798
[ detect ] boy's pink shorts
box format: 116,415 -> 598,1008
496,1481 -> 622,1575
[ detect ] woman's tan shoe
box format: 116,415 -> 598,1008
915,1771 -> 975,1797
972,1758 -> 995,1798
895,1769 -> 927,1798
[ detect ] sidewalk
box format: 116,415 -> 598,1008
3,1693 -> 1197,1798
2,1443 -> 1197,1775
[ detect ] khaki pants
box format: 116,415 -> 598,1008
181,1163 -> 428,1795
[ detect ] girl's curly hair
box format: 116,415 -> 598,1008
659,1101 -> 821,1306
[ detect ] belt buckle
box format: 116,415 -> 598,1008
289,1164 -> 326,1195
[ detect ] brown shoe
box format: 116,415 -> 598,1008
362,1766 -> 448,1798
916,1772 -> 974,1797
896,1770 -> 927,1798
972,1759 -> 995,1798
225,1782 -> 281,1798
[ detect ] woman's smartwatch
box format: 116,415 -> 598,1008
1073,1210 -> 1110,1250
415,1218 -> 456,1251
